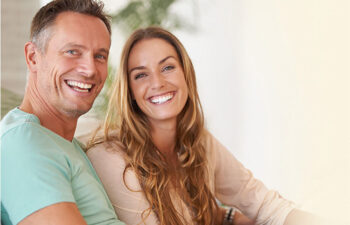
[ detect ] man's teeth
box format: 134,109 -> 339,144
67,80 -> 92,92
72,87 -> 89,93
150,93 -> 174,104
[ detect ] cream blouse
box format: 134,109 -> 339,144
87,132 -> 295,225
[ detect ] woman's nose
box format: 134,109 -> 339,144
150,73 -> 165,89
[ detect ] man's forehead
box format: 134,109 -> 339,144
46,11 -> 111,50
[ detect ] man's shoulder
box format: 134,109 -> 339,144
1,108 -> 42,137
1,109 -> 76,160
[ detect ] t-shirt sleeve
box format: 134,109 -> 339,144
1,124 -> 76,224
206,133 -> 295,225
87,142 -> 159,225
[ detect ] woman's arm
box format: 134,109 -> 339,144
206,132 -> 295,224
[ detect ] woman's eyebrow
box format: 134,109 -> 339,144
159,55 -> 175,64
129,56 -> 176,74
129,66 -> 146,74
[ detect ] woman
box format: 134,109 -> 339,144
87,27 -> 314,225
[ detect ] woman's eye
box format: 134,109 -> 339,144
162,65 -> 175,72
135,73 -> 146,80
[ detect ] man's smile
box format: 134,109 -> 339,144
65,79 -> 94,93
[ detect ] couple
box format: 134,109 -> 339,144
1,0 -> 321,225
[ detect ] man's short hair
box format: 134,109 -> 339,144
30,0 -> 111,51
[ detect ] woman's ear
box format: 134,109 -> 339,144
24,42 -> 39,73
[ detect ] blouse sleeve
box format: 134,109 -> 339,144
206,133 -> 295,225
87,142 -> 159,225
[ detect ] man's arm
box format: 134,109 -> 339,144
19,202 -> 86,225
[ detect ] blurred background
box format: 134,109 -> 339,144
2,0 -> 349,222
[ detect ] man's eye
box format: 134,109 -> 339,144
135,73 -> 146,80
66,50 -> 77,55
162,65 -> 175,72
95,54 -> 107,60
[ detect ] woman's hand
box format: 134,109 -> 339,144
217,207 -> 255,225
233,211 -> 255,225
216,207 -> 226,225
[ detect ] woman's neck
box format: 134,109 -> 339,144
150,119 -> 178,164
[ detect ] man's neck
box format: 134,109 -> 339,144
20,90 -> 77,142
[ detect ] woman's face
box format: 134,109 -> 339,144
128,38 -> 189,126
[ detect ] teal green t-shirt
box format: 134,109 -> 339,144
1,108 -> 125,225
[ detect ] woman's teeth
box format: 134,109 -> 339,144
150,92 -> 174,104
66,80 -> 92,93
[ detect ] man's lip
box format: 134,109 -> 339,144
64,79 -> 96,93
64,79 -> 95,85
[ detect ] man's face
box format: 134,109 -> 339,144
33,11 -> 110,118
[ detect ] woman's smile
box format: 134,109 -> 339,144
128,38 -> 188,124
148,91 -> 176,105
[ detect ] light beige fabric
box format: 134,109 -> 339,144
87,132 -> 295,225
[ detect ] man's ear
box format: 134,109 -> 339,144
24,42 -> 39,73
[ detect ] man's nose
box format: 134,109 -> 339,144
77,54 -> 97,77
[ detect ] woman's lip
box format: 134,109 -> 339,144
148,91 -> 176,100
148,91 -> 176,104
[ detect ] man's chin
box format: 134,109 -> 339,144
60,105 -> 93,119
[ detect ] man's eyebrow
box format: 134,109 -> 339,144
97,48 -> 109,56
60,43 -> 86,51
60,43 -> 109,55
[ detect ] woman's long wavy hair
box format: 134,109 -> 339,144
102,27 -> 218,225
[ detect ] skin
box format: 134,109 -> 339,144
128,38 -> 255,225
18,11 -> 110,225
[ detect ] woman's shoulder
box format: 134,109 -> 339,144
202,129 -> 220,152
86,138 -> 128,166
202,130 -> 233,168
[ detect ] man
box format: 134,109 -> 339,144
1,0 -> 125,224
